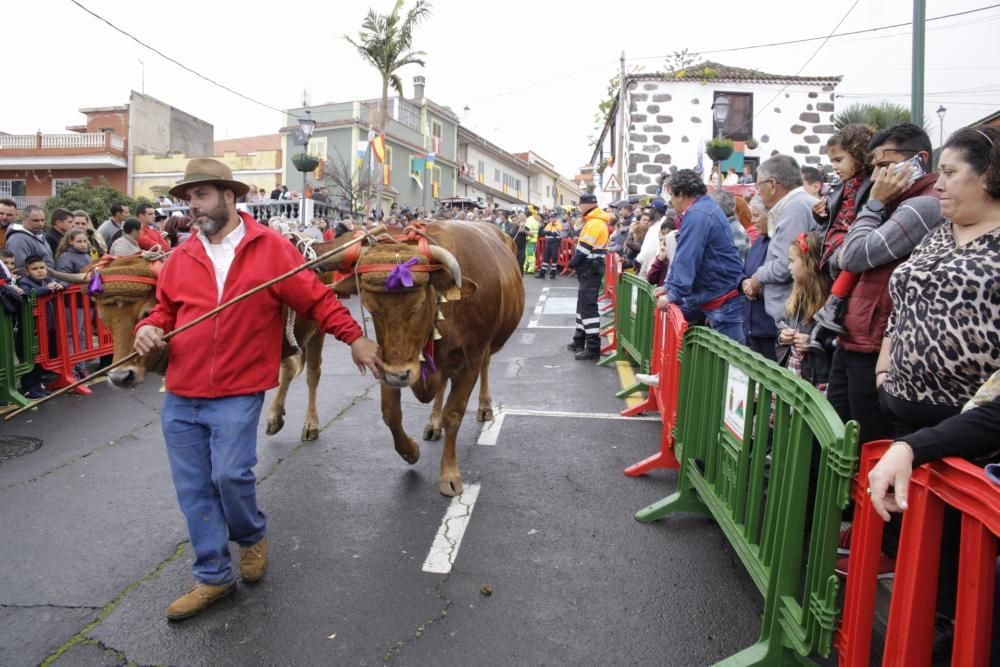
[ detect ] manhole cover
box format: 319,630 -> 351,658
0,435 -> 43,464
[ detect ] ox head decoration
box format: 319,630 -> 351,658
336,241 -> 476,389
88,256 -> 165,388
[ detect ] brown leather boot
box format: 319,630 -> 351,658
239,536 -> 268,583
165,582 -> 235,621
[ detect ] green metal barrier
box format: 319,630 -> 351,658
598,272 -> 655,399
635,327 -> 858,665
0,294 -> 39,407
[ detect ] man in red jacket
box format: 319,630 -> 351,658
134,158 -> 381,620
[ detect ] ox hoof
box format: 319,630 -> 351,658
396,439 -> 420,465
437,476 -> 464,497
422,425 -> 443,441
476,406 -> 493,422
265,416 -> 285,435
301,425 -> 319,442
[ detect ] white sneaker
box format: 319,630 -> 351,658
635,373 -> 660,388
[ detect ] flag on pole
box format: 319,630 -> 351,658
371,133 -> 386,163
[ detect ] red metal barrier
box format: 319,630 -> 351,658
837,440 -> 999,666
600,253 -> 622,355
623,304 -> 686,471
557,237 -> 575,273
33,285 -> 114,395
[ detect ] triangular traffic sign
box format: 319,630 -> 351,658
603,173 -> 623,193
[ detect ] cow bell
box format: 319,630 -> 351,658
432,328 -> 443,341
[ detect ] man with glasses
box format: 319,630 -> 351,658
823,123 -> 942,446
744,155 -> 818,333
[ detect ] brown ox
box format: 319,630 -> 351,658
327,220 -> 524,496
91,254 -> 334,442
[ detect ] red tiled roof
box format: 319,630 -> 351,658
214,134 -> 281,154
628,61 -> 842,86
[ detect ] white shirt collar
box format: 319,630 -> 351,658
198,219 -> 245,253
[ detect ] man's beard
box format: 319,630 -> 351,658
193,201 -> 230,237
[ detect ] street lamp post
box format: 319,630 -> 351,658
298,110 -> 316,229
936,105 -> 947,156
712,95 -> 731,138
710,95 -> 731,185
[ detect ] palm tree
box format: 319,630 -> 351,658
833,102 -> 926,131
345,0 -> 432,216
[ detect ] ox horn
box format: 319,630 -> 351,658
48,268 -> 88,284
427,246 -> 462,289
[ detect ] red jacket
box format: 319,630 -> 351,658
137,212 -> 362,398
138,225 -> 171,251
839,174 -> 939,353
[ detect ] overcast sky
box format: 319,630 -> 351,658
5,0 -> 999,177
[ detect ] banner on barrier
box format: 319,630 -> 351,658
723,364 -> 749,442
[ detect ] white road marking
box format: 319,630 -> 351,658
421,483 -> 482,574
476,412 -> 506,445
476,406 -> 658,447
524,324 -> 577,329
542,297 -> 578,315
528,287 -> 549,328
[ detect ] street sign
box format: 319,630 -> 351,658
603,173 -> 623,193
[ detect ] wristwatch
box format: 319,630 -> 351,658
865,199 -> 886,218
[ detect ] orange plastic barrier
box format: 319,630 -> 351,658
623,304 -> 687,471
533,237 -> 576,275
557,237 -> 575,273
837,440 -> 999,666
33,285 -> 114,395
599,253 -> 622,355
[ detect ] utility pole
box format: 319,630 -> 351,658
617,51 -> 626,194
911,0 -> 926,126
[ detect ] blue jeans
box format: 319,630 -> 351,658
705,295 -> 746,342
162,392 -> 266,585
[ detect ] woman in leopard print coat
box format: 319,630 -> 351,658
877,126 -> 1000,435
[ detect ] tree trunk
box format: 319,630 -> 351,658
375,76 -> 389,220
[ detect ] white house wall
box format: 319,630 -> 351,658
625,79 -> 837,196
464,143 -> 528,201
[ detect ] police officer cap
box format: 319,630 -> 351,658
579,193 -> 598,205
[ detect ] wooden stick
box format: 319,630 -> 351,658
4,231 -> 374,421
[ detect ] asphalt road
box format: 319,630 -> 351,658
0,274 -> 762,666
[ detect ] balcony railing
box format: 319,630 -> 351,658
0,132 -> 127,158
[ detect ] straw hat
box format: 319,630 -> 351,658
168,158 -> 250,199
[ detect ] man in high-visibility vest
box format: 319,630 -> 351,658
523,209 -> 540,273
536,214 -> 563,279
566,193 -> 609,360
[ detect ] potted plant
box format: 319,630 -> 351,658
292,152 -> 321,173
745,137 -> 759,150
705,137 -> 734,162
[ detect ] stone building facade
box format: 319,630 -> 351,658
592,63 -> 843,199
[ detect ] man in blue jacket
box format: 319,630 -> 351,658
659,169 -> 745,341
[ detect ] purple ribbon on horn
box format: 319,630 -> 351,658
88,271 -> 104,294
385,257 -> 419,290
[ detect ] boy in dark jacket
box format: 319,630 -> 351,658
17,255 -> 65,398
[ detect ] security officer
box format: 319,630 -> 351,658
567,193 -> 610,360
536,214 -> 563,279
